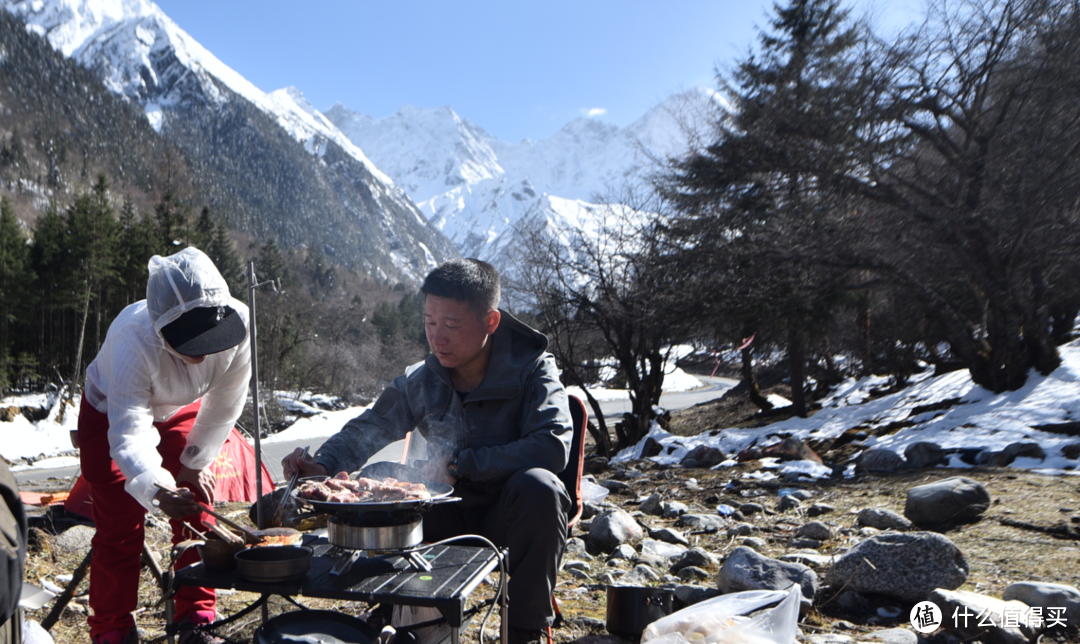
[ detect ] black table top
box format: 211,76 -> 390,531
174,537 -> 504,627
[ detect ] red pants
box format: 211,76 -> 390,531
78,397 -> 217,638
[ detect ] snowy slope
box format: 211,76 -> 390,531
616,340 -> 1080,478
326,88 -> 727,269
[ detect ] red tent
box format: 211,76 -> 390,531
65,427 -> 276,519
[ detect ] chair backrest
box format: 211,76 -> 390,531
560,395 -> 588,530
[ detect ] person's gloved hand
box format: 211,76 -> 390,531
176,465 -> 216,505
282,447 -> 328,480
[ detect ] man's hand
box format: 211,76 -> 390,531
420,453 -> 457,486
153,486 -> 202,519
282,447 -> 328,480
176,465 -> 216,505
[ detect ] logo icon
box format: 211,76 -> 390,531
910,601 -> 942,633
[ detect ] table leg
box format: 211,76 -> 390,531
165,596 -> 175,644
452,626 -> 460,644
501,598 -> 508,644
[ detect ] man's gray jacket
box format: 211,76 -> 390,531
315,310 -> 573,484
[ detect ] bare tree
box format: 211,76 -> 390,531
514,190 -> 691,452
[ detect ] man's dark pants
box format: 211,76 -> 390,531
423,468 -> 570,630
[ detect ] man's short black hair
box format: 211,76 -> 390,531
421,259 -> 501,314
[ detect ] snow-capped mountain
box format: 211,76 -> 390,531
2,0 -> 456,281
326,88 -> 726,270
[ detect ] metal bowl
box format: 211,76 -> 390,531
235,545 -> 312,584
328,514 -> 423,551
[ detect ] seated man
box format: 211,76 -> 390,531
284,259 -> 572,644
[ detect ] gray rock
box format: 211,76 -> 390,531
563,560 -> 591,572
677,566 -> 711,582
661,501 -> 689,518
779,552 -> 837,568
612,468 -> 647,481
622,564 -> 661,585
598,479 -> 633,494
636,554 -> 666,568
789,489 -> 814,501
581,502 -> 603,521
796,521 -> 834,541
834,590 -> 870,613
650,527 -> 690,546
929,588 -> 1037,644
807,504 -> 835,517
905,442 -> 947,468
788,537 -> 824,549
726,523 -> 756,538
740,537 -> 768,551
608,544 -> 638,561
670,547 -> 718,574
857,507 -> 914,531
676,514 -> 724,532
572,616 -> 606,630
567,568 -> 591,580
778,495 -> 802,511
859,527 -> 880,537
640,538 -> 687,562
740,502 -> 765,516
639,493 -> 664,515
716,546 -> 819,602
994,441 -> 1046,466
53,525 -> 95,554
565,537 -> 587,554
856,448 -> 907,475
905,476 -> 990,526
1003,581 -> 1080,625
597,572 -> 618,586
824,532 -> 968,602
807,635 -> 852,644
681,445 -> 727,468
865,627 -> 919,644
589,509 -> 645,552
674,584 -> 720,606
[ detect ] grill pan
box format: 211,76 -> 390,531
293,476 -> 459,514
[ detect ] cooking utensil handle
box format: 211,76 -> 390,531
277,446 -> 309,523
153,483 -> 254,535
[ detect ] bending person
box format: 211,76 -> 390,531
78,247 -> 251,644
284,259 -> 572,644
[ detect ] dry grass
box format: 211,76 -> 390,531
20,465 -> 1080,643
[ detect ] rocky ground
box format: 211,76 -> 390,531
15,395 -> 1080,644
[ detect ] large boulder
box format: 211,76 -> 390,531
716,546 -> 819,602
928,588 -> 1039,644
856,507 -> 913,531
588,509 -> 644,553
1003,581 -> 1080,626
904,476 -> 991,526
855,448 -> 906,475
905,442 -> 947,468
681,445 -> 727,468
823,532 -> 968,602
670,547 -> 718,574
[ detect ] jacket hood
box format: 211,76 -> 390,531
146,247 -> 234,334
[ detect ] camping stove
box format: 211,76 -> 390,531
327,514 -> 432,575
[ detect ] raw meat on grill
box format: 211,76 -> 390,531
297,475 -> 432,504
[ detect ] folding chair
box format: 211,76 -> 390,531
551,394 -> 588,631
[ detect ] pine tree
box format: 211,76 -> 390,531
257,239 -> 292,287
154,185 -> 191,250
0,197 -> 35,392
664,0 -> 866,416
117,199 -> 162,306
65,174 -> 120,385
192,205 -> 215,250
207,221 -> 245,300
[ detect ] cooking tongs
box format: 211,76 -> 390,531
277,446 -> 309,525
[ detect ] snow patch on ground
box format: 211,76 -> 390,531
615,339 -> 1080,477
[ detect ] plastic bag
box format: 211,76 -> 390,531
581,479 -> 610,504
641,584 -> 801,644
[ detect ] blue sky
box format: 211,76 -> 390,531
154,0 -> 919,143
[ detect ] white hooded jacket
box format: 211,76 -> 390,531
84,248 -> 252,511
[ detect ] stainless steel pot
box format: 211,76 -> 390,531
606,585 -> 674,638
235,545 -> 312,584
328,514 -> 423,551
